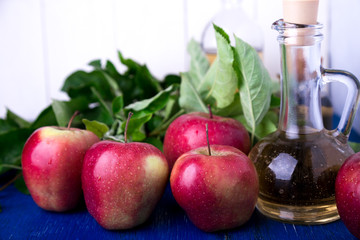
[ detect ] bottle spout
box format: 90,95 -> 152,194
271,19 -> 323,45
271,19 -> 322,32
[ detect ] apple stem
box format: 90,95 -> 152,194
67,111 -> 80,129
124,112 -> 133,143
206,123 -> 211,156
207,105 -> 213,119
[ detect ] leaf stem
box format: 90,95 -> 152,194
206,124 -> 211,156
148,109 -> 185,137
0,164 -> 22,170
67,111 -> 80,129
124,112 -> 133,143
0,172 -> 22,192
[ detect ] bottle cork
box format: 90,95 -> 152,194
283,0 -> 319,25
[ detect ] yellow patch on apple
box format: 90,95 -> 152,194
144,156 -> 168,179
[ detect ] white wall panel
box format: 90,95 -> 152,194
329,0 -> 360,133
41,0 -> 117,101
113,0 -> 186,79
0,0 -> 47,120
2,0 -> 358,127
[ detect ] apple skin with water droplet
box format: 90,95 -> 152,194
21,126 -> 100,212
81,140 -> 169,230
170,145 -> 258,232
163,112 -> 251,170
335,152 -> 360,239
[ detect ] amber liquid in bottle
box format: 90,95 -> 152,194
250,130 -> 353,224
249,20 -> 360,224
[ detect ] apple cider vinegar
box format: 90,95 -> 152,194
249,130 -> 353,224
249,18 -> 360,224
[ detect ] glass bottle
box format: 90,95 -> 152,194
249,19 -> 360,224
201,0 -> 263,64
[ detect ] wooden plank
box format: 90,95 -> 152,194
0,183 -> 357,239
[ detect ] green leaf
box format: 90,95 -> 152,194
179,72 -> 208,113
30,105 -> 58,129
82,105 -> 114,126
112,95 -> 124,116
90,87 -> 112,117
160,74 -> 181,89
146,115 -> 164,134
118,51 -> 162,102
187,39 -> 210,86
61,70 -> 115,101
51,100 -> 73,127
197,58 -> 219,102
149,109 -> 185,139
102,71 -> 122,98
82,119 -> 109,139
233,35 -> 272,139
105,60 -> 121,79
121,114 -> 153,142
89,60 -> 122,100
163,95 -> 181,122
270,94 -> 281,108
105,59 -> 138,106
214,94 -> 243,117
14,174 -> 30,195
103,119 -> 124,142
349,141 -> 360,153
51,98 -> 89,127
0,128 -> 33,175
125,84 -> 178,118
89,59 -> 102,69
0,119 -> 17,134
6,109 -> 31,128
254,111 -> 278,139
200,24 -> 237,108
237,111 -> 278,140
144,137 -> 163,152
213,23 -> 231,43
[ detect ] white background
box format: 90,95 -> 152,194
0,0 -> 359,133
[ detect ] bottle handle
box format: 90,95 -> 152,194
322,68 -> 360,138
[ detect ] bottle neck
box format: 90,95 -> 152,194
278,40 -> 324,135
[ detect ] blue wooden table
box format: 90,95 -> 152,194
0,181 -> 357,240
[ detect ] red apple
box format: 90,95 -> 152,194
335,152 -> 360,239
21,124 -> 100,212
163,111 -> 250,169
81,113 -> 169,230
170,144 -> 259,232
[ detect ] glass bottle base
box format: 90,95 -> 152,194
256,197 -> 340,225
